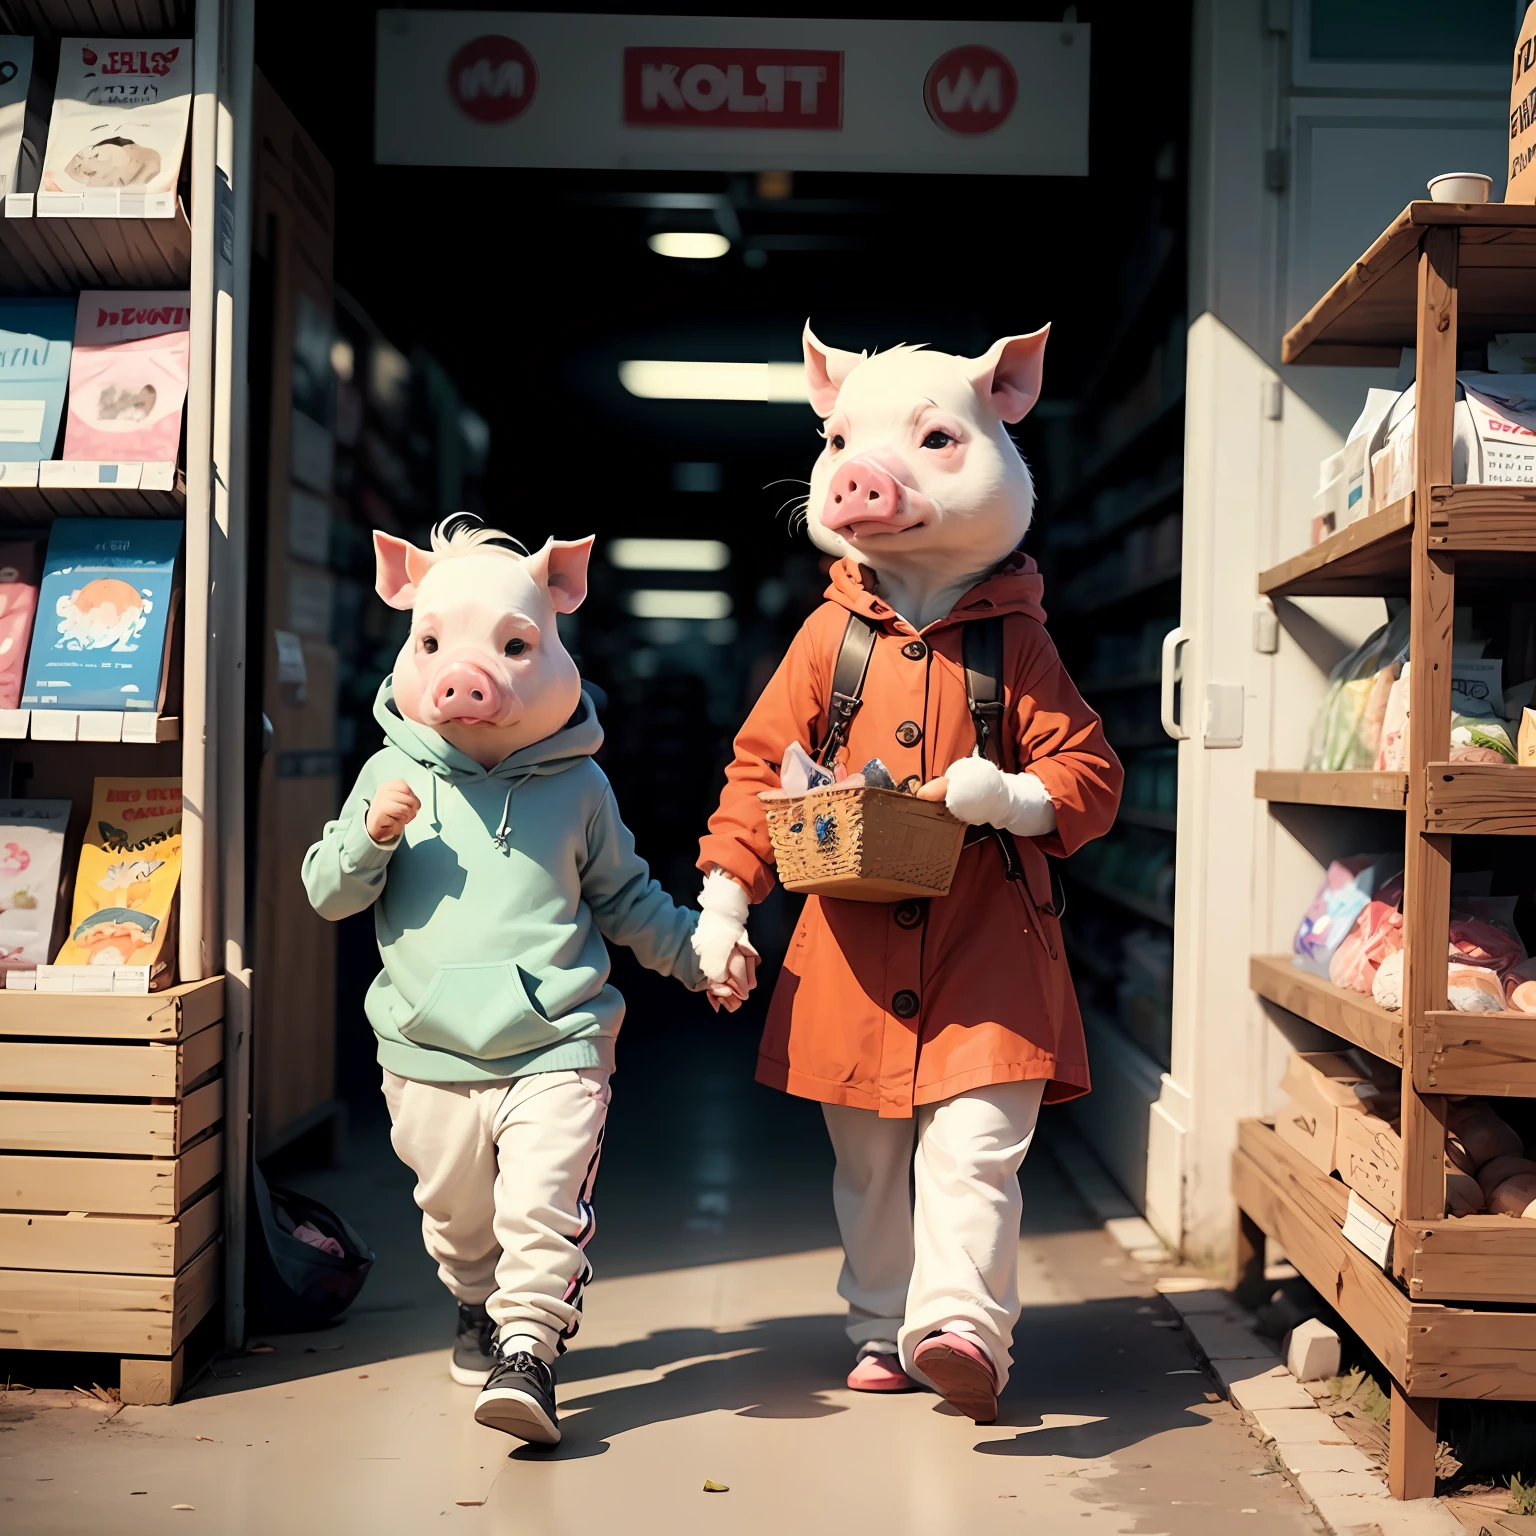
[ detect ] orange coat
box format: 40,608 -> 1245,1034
699,555 -> 1122,1118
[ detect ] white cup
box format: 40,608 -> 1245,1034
1427,172 -> 1493,204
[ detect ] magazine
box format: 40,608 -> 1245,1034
0,798 -> 70,972
52,777 -> 180,984
20,517 -> 182,713
0,297 -> 75,464
62,291 -> 190,464
0,537 -> 41,710
0,37 -> 33,198
39,39 -> 192,218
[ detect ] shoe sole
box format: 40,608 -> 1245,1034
474,1386 -> 561,1445
449,1357 -> 491,1387
914,1343 -> 998,1423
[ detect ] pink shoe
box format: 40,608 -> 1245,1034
846,1349 -> 915,1393
912,1332 -> 998,1423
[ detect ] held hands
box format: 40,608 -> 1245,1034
366,780 -> 421,844
915,757 -> 1058,838
691,869 -> 760,1014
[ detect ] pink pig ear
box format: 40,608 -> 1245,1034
525,535 -> 594,615
803,323 -> 865,418
969,325 -> 1050,424
373,531 -> 436,610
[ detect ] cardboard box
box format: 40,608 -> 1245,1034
1334,1109 -> 1403,1221
1274,1052 -> 1377,1174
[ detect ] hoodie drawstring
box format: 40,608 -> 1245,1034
492,782 -> 514,853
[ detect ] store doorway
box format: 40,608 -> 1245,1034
252,0 -> 1192,1242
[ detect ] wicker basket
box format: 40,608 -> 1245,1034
760,785 -> 965,901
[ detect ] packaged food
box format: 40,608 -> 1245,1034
1306,610 -> 1410,771
1447,963 -> 1507,1012
1329,871 -> 1404,994
1520,706 -> 1536,766
1294,855 -> 1400,978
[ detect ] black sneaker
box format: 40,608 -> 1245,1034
450,1302 -> 496,1387
474,1348 -> 560,1444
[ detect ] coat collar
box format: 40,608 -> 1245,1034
824,550 -> 1048,634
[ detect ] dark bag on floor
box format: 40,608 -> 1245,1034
247,1160 -> 375,1330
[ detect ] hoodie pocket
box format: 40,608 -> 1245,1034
399,961 -> 564,1060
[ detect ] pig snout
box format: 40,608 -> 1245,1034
821,458 -> 905,532
429,660 -> 512,724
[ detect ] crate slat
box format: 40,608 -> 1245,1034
0,1188 -> 219,1275
0,1131 -> 221,1214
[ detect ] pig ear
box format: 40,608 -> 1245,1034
969,325 -> 1050,424
373,531 -> 436,611
803,323 -> 865,418
526,535 -> 594,616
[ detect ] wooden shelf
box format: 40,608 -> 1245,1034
1395,1212 -> 1536,1307
1234,1118 -> 1536,1391
0,469 -> 187,523
0,201 -> 191,295
0,977 -> 222,1040
1117,806 -> 1176,832
1250,954 -> 1402,1065
1067,872 -> 1173,927
1282,202 -> 1536,366
1415,1010 -> 1536,1097
1258,497 -> 1414,598
1255,769 -> 1408,810
1424,763 -> 1536,834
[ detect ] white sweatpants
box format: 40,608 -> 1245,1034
382,1068 -> 610,1364
821,1078 -> 1045,1394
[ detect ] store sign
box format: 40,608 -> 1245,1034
376,12 -> 1089,176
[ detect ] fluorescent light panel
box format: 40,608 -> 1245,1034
610,538 -> 730,572
619,360 -> 808,403
625,589 -> 733,620
648,231 -> 730,259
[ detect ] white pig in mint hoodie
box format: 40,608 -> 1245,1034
303,679 -> 706,1084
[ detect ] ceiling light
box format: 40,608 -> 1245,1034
610,538 -> 730,572
619,360 -> 808,403
625,589 -> 733,620
648,231 -> 730,260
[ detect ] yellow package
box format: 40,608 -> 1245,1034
1521,707 -> 1536,767
53,777 -> 182,984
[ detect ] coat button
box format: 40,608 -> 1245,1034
892,989 -> 919,1019
895,720 -> 923,747
901,640 -> 927,661
894,900 -> 924,929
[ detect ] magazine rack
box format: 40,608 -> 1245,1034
0,0 -> 252,1403
1239,202 -> 1536,1499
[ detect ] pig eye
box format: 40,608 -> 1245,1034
503,638 -> 527,657
829,433 -> 845,452
420,635 -> 438,654
921,430 -> 953,450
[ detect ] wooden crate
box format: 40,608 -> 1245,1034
0,1078 -> 223,1156
0,977 -> 223,1040
0,1016 -> 222,1097
0,1133 -> 222,1215
0,1190 -> 221,1275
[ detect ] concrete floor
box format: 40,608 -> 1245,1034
1,981 -> 1322,1535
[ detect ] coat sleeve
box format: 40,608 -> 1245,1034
301,757 -> 398,920
696,606 -> 839,903
1011,626 -> 1123,859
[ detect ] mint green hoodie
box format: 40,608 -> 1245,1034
302,679 -> 705,1084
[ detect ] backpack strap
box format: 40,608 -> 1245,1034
962,616 -> 1007,768
817,613 -> 879,768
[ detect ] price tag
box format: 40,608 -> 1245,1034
1342,1190 -> 1394,1269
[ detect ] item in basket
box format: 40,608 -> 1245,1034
1294,855 -> 1399,978
0,297 -> 75,464
20,517 -> 181,714
858,757 -> 896,791
779,739 -> 833,796
0,537 -> 41,710
0,798 -> 70,972
52,776 -> 180,984
39,39 -> 192,214
62,291 -> 191,464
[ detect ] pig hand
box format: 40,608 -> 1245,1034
366,780 -> 421,844
692,869 -> 751,993
918,758 -> 1058,837
706,936 -> 761,1014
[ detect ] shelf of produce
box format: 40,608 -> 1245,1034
1414,1011 -> 1536,1097
1117,807 -> 1176,831
0,201 -> 192,296
1234,1117 -> 1536,1396
1250,954 -> 1402,1065
1254,769 -> 1408,810
0,977 -> 223,1040
1281,202 -> 1536,366
1424,763 -> 1536,834
1067,872 -> 1173,927
0,470 -> 187,523
1258,497 -> 1414,598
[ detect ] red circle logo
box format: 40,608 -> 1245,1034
448,35 -> 538,123
923,46 -> 1017,136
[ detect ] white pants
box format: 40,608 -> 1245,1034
821,1078 -> 1045,1394
382,1068 -> 610,1364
